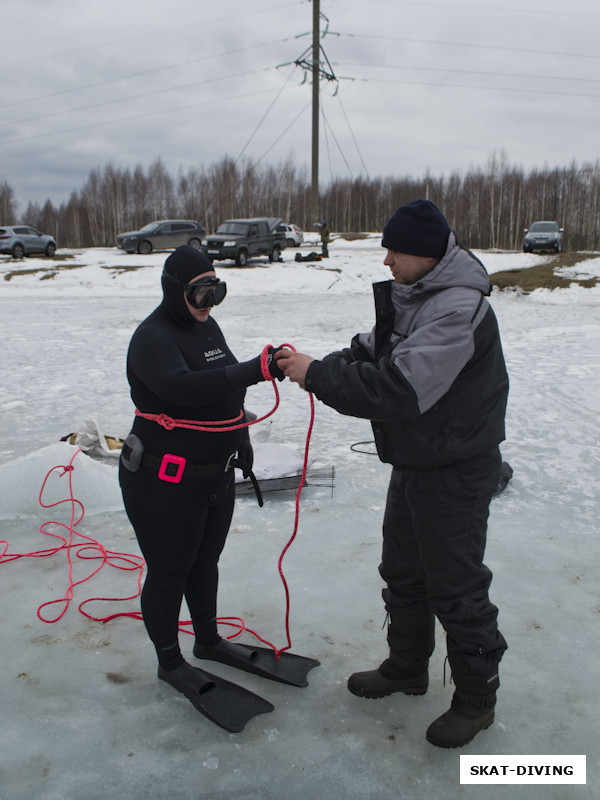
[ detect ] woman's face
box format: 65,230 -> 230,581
184,271 -> 217,322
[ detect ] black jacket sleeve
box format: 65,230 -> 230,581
304,351 -> 421,422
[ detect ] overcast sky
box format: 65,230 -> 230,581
1,0 -> 599,210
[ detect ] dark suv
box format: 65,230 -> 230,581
202,217 -> 286,266
523,221 -> 564,253
115,220 -> 206,254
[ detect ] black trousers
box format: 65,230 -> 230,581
121,486 -> 235,666
379,448 -> 507,673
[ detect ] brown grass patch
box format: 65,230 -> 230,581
491,252 -> 600,292
3,262 -> 85,281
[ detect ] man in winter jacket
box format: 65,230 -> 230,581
276,199 -> 508,748
319,220 -> 331,257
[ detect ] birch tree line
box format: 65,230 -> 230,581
2,153 -> 599,251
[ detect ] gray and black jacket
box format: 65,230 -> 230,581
304,234 -> 509,468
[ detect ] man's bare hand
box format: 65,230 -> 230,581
275,350 -> 314,389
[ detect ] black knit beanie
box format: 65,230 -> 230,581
161,245 -> 214,324
382,199 -> 450,258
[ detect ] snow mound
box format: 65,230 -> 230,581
0,442 -> 122,519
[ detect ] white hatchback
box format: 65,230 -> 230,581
276,223 -> 304,248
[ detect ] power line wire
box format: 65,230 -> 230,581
0,38 -> 295,111
352,75 -> 600,100
337,32 -> 600,62
0,2 -> 301,71
335,91 -> 369,179
320,105 -> 354,180
0,88 -> 284,147
339,61 -> 600,87
339,1 -> 600,20
5,53 -> 596,134
2,58 -> 598,150
235,64 -> 301,164
0,69 -> 273,131
321,99 -> 335,184
2,6 -> 598,164
255,102 -> 312,167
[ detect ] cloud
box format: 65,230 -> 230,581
1,0 -> 599,207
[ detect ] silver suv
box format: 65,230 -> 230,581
0,225 -> 57,258
115,220 -> 206,254
523,221 -> 564,253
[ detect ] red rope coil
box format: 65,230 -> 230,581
1,344 -> 315,659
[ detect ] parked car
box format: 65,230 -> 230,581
202,217 -> 286,266
115,220 -> 206,254
0,225 -> 57,258
523,221 -> 564,253
276,222 -> 304,248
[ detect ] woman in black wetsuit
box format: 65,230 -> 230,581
119,245 -> 282,729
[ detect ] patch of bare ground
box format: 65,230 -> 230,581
491,252 -> 600,292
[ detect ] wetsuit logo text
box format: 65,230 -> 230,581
205,348 -> 226,362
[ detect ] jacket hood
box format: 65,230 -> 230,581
396,232 -> 492,297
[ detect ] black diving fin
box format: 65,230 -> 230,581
158,662 -> 274,732
193,638 -> 320,688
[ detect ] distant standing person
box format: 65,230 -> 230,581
276,200 -> 509,748
319,220 -> 330,257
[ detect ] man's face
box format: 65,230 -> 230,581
383,250 -> 439,285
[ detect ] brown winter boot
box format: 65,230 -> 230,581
347,652 -> 429,698
426,645 -> 500,748
425,695 -> 496,748
348,608 -> 435,698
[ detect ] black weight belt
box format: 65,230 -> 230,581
140,452 -> 236,476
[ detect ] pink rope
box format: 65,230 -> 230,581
1,345 -> 315,658
134,344 -> 283,432
0,448 -> 145,624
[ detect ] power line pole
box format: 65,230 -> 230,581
311,0 -> 320,223
288,2 -> 338,222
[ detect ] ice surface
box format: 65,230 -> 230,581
1,241 -> 598,799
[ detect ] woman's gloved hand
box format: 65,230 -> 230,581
225,346 -> 288,389
237,427 -> 254,470
266,346 -> 286,381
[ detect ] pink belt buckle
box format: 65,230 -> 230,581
158,453 -> 186,483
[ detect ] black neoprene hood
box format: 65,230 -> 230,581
161,245 -> 215,324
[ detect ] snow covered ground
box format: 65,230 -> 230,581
1,236 -> 599,799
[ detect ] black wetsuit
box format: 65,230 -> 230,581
119,247 -> 264,670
